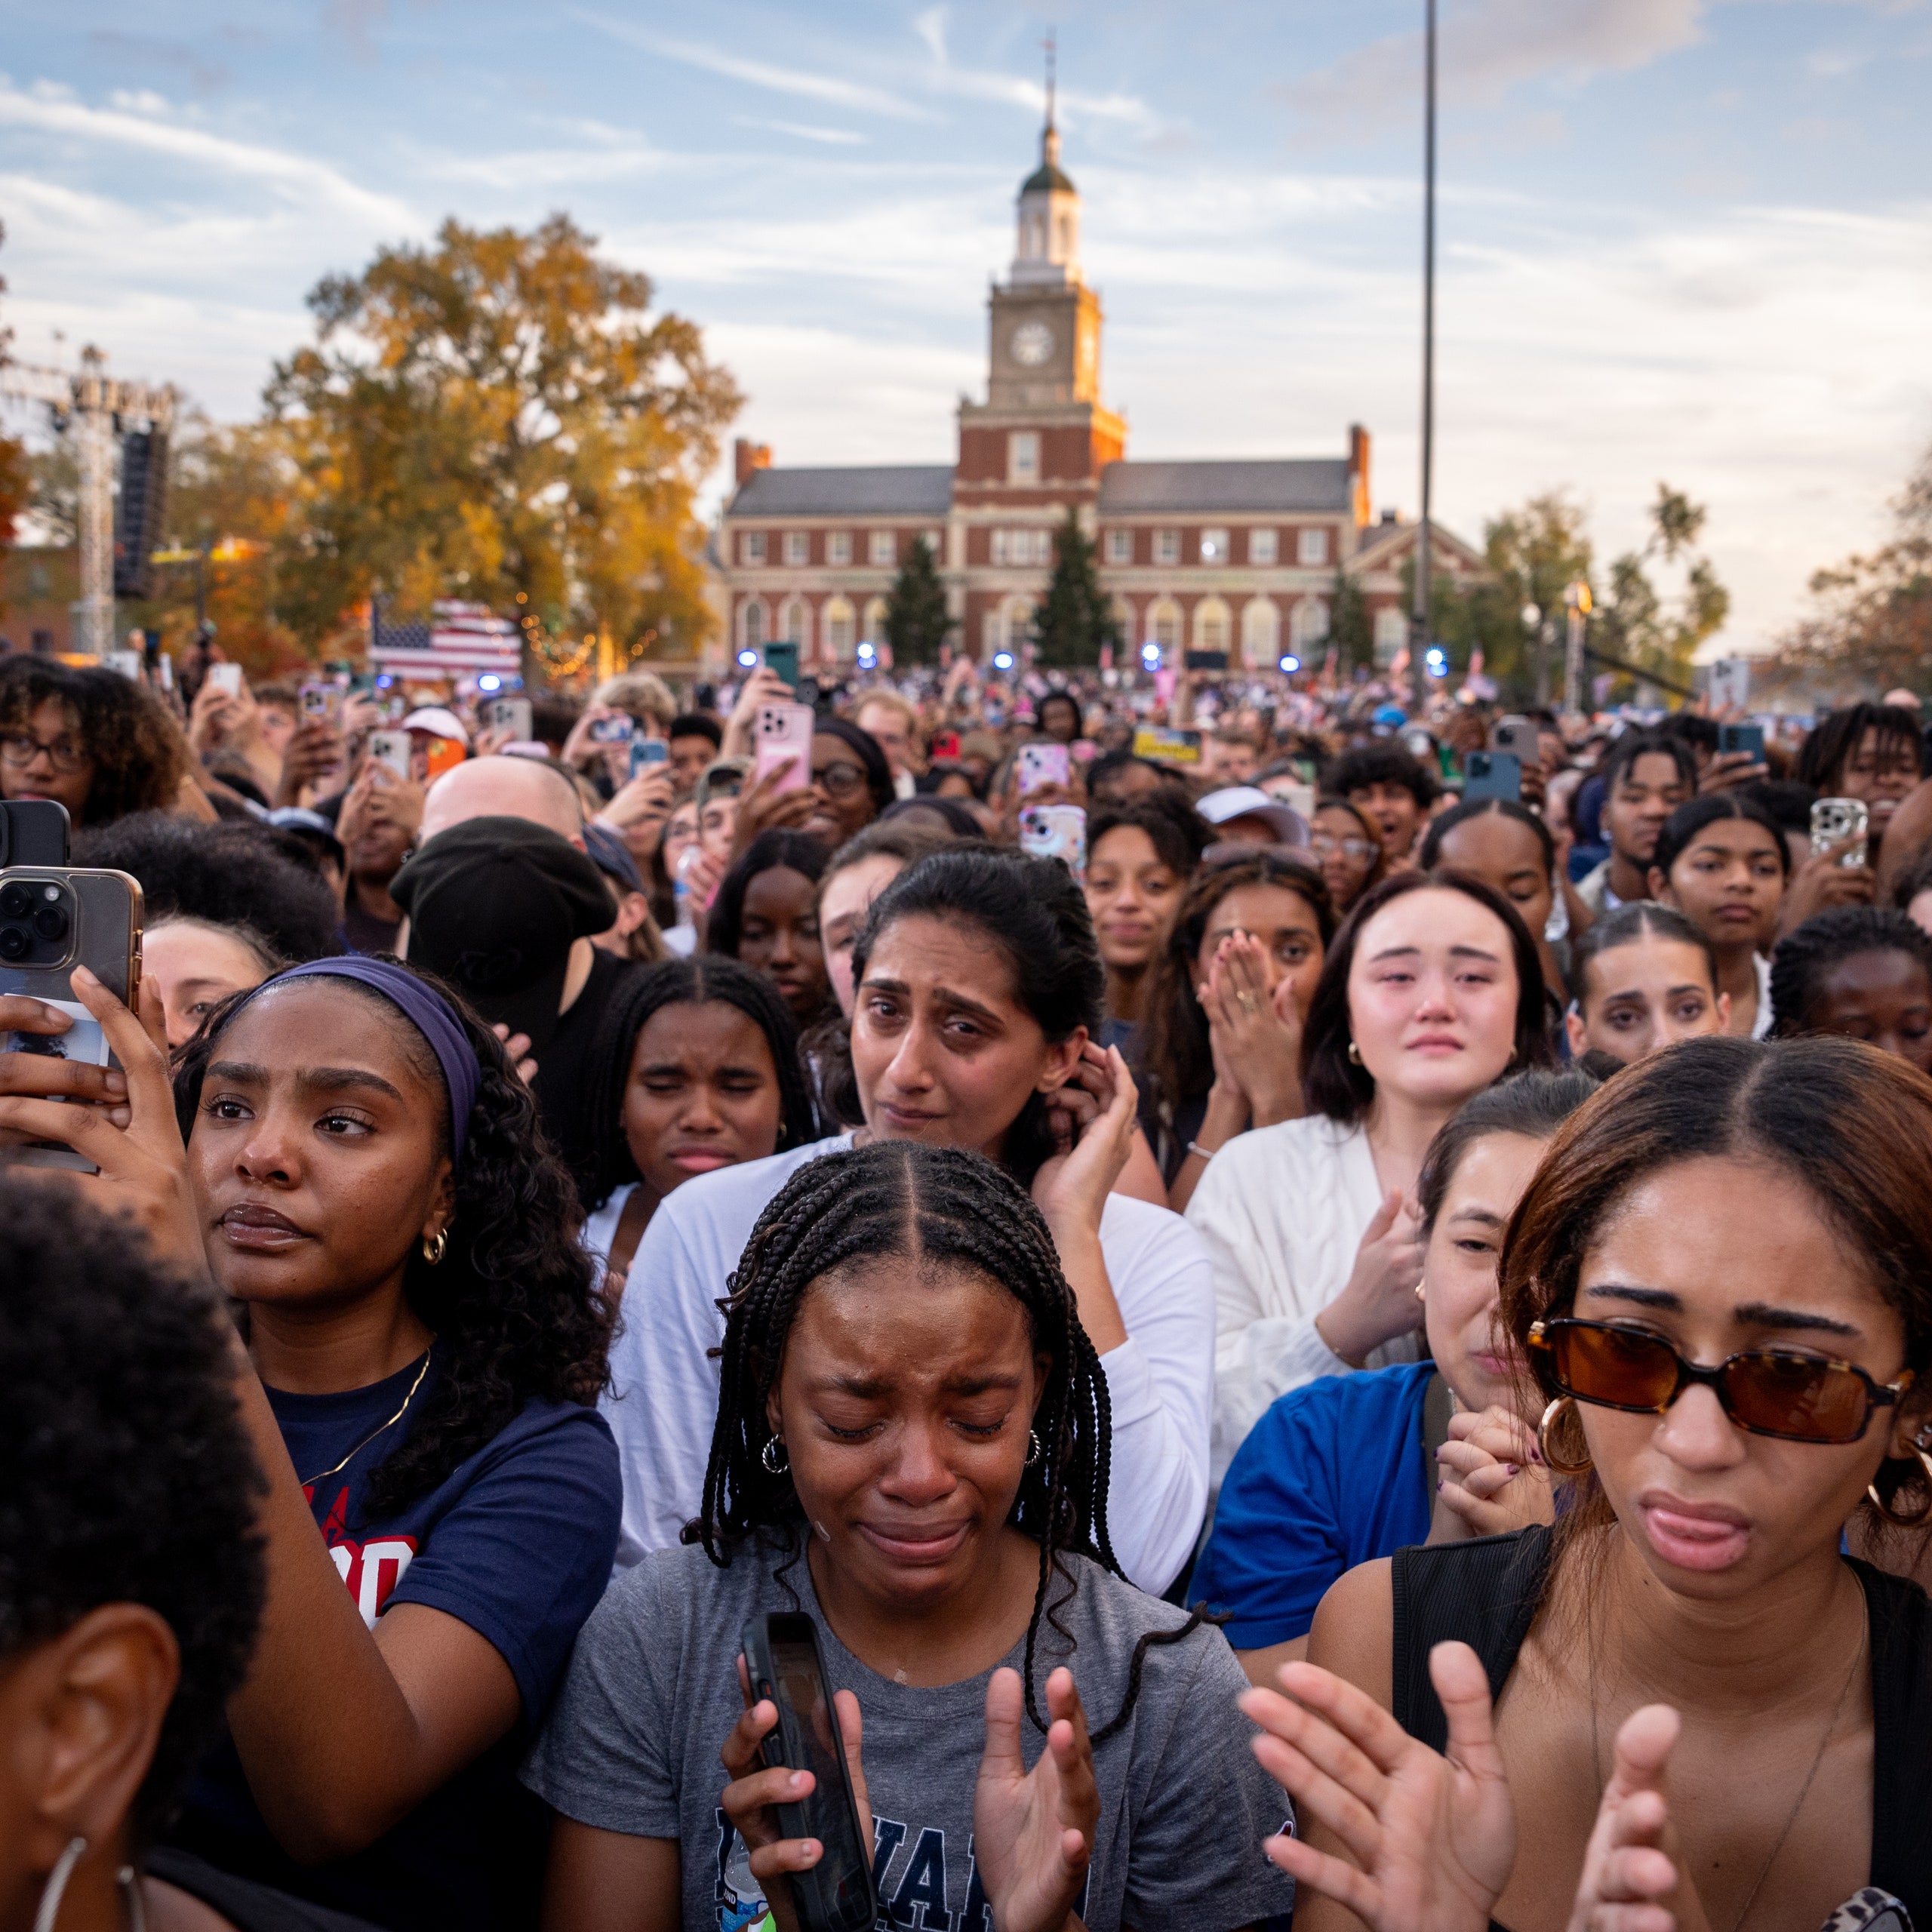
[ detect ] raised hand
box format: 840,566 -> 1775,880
973,1666 -> 1100,1932
1317,1188 -> 1426,1367
1201,931 -> 1305,1125
1567,1704 -> 1690,1932
1241,1641 -> 1516,1932
719,1657 -> 872,1932
1032,1043 -> 1137,1239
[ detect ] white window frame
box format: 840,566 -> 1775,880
869,530 -> 896,567
1010,432 -> 1041,484
1154,528 -> 1180,566
1199,528 -> 1230,565
823,596 -> 855,658
782,597 -> 811,648
827,531 -> 852,566
783,531 -> 809,567
741,530 -> 767,566
1104,528 -> 1132,565
1298,527 -> 1330,567
742,598 -> 767,649
1248,528 -> 1278,566
1151,599 -> 1182,651
1241,597 -> 1280,666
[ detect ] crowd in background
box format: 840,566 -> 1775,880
6,638 -> 1932,1932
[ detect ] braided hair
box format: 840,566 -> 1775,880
693,1139 -> 1210,1739
1770,906 -> 1932,1037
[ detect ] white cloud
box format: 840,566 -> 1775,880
734,118 -> 868,146
910,5 -> 1166,134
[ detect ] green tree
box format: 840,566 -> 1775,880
884,534 -> 952,666
264,213 -> 741,661
1329,568 -> 1371,669
1031,510 -> 1120,667
0,223 -> 26,563
1594,485 -> 1729,699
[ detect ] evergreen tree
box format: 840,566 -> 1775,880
1328,568 -> 1371,670
1032,511 -> 1121,666
884,534 -> 952,666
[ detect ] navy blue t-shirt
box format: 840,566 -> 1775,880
1192,1362 -> 1436,1649
171,1345 -> 622,1932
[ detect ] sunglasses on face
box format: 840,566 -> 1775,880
1528,1316 -> 1912,1445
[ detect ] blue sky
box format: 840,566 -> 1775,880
2,1 -> 1929,652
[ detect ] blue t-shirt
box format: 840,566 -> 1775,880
171,1345 -> 622,1932
1192,1362 -> 1436,1649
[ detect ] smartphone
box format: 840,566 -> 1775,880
929,731 -> 962,762
368,730 -> 412,782
423,736 -> 466,783
206,663 -> 243,698
762,640 -> 801,688
1132,725 -> 1202,766
485,696 -> 534,742
1185,648 -> 1229,673
104,649 -> 144,682
0,867 -> 142,1173
1016,742 -> 1071,794
629,734 -> 669,780
1490,715 -> 1537,758
590,712 -> 635,745
0,801 -> 71,868
1811,796 -> 1869,864
755,703 -> 817,795
739,1614 -> 877,1932
1019,803 -> 1087,877
299,680 -> 343,728
1263,777 -> 1318,820
1463,751 -> 1522,804
1718,723 -> 1764,762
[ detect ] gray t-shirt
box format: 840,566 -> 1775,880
521,1536 -> 1295,1931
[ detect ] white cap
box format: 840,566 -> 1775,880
402,706 -> 470,745
1196,785 -> 1310,847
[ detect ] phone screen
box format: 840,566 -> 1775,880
206,663 -> 243,697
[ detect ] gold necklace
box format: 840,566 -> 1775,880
301,1350 -> 433,1489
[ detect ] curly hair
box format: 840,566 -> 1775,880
76,811 -> 342,964
1322,741 -> 1438,809
0,1177 -> 266,1847
1770,906 -> 1932,1037
582,954 -> 820,1210
171,961 -> 612,1518
1086,792 -> 1211,881
1137,851 -> 1334,1118
0,657 -> 190,826
694,1140 -> 1211,1738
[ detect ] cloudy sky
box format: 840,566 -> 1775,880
3,1 -> 1929,653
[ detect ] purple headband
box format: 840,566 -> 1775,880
236,957 -> 482,1165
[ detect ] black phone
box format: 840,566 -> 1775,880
1184,648 -> 1229,672
0,800 -> 71,868
1717,723 -> 1764,762
740,1614 -> 877,1932
1489,715 -> 1537,758
762,641 -> 801,688
1463,750 -> 1522,804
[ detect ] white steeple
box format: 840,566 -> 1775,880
1010,44 -> 1081,289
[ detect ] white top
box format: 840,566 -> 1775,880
1185,1114 -> 1419,1481
1752,952 -> 1774,1041
581,1183 -> 633,1277
600,1133 -> 1215,1595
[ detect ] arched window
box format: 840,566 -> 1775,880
983,608 -> 1005,657
782,597 -> 811,649
1004,597 -> 1035,654
823,595 -> 855,660
742,598 -> 767,651
863,596 -> 890,644
1110,596 -> 1136,649
1193,597 -> 1231,654
1290,597 -> 1331,651
1151,599 -> 1182,652
1241,597 -> 1280,667
1374,606 -> 1410,667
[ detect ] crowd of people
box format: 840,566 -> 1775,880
5,640 -> 1932,1932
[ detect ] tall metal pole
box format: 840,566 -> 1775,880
1409,0 -> 1436,713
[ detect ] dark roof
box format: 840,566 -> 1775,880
1098,459 -> 1352,515
1022,160 -> 1076,194
729,465 -> 953,518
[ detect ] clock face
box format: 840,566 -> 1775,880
1010,321 -> 1055,368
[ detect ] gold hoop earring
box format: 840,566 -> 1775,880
1538,1395 -> 1594,1478
422,1228 -> 448,1266
1347,1039 -> 1362,1065
1868,1447 -> 1932,1525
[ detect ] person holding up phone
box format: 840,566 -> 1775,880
525,1140 -> 1294,1932
601,846 -> 1217,1597
729,715 -> 894,859
334,757 -> 424,955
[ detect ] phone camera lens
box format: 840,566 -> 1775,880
0,926 -> 28,961
0,882 -> 30,919
32,903 -> 69,942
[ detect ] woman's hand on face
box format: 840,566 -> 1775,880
1031,1043 -> 1138,1238
973,1666 -> 1100,1932
719,1660 -> 872,1932
1205,934 -> 1305,1124
1433,1407 -> 1554,1540
1241,1641 -> 1516,1932
0,969 -> 207,1281
1567,1704 -> 1689,1932
1319,1189 -> 1425,1367
1775,834 -> 1875,939
729,757 -> 820,862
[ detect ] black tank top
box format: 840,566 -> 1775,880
1391,1527 -> 1932,1929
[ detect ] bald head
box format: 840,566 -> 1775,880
420,755 -> 585,849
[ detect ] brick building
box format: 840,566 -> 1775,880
716,116 -> 1483,670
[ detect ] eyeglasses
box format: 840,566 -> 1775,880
1309,833 -> 1374,861
1528,1316 -> 1912,1445
813,760 -> 867,798
0,733 -> 86,774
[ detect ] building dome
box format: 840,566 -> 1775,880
1011,123 -> 1081,289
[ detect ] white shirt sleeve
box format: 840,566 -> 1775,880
601,1205 -> 724,1571
1094,1198 -> 1214,1596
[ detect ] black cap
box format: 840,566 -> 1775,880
391,817 -> 611,1053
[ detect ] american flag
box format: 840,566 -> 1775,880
372,600 -> 521,676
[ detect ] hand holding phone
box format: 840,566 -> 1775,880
206,663 -> 243,698
755,704 -> 817,796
